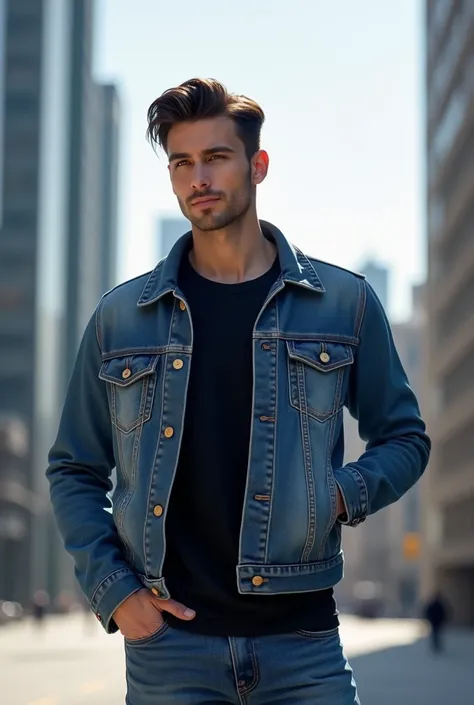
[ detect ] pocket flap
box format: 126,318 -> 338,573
98,354 -> 160,387
286,341 -> 353,372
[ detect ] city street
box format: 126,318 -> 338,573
1,613 -> 473,704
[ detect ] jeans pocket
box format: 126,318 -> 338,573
124,620 -> 170,646
293,626 -> 340,640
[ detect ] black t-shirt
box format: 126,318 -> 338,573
163,251 -> 338,636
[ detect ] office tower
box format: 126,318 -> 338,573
0,0 -> 5,226
97,83 -> 120,293
157,216 -> 190,261
0,0 -> 120,606
423,0 -> 474,624
0,0 -> 72,605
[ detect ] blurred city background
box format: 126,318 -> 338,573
0,0 -> 473,703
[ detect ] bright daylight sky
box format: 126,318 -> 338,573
95,0 -> 426,322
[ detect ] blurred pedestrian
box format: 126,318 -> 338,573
424,592 -> 449,653
31,589 -> 49,629
47,77 -> 430,704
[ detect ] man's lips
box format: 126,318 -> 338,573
191,197 -> 220,207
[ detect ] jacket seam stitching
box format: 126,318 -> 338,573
90,567 -> 132,607
350,466 -> 369,517
354,277 -> 367,339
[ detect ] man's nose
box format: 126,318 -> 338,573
191,164 -> 211,191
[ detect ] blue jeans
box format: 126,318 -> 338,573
125,622 -> 360,704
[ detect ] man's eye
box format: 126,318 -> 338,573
209,155 -> 225,161
176,160 -> 190,168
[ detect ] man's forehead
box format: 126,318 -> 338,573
167,116 -> 239,152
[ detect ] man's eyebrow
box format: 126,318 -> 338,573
168,145 -> 236,163
168,151 -> 190,163
203,146 -> 236,155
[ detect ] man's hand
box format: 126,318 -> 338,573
113,589 -> 195,640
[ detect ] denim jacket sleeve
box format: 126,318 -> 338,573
46,301 -> 143,632
334,280 -> 431,527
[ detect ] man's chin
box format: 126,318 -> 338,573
189,215 -> 229,233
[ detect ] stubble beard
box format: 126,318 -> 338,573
179,171 -> 253,233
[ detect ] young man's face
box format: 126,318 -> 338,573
167,116 -> 267,231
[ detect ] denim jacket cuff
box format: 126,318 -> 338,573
89,568 -> 143,633
334,465 -> 369,527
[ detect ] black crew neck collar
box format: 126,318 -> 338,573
180,252 -> 280,291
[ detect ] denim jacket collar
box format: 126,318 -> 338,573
137,220 -> 325,307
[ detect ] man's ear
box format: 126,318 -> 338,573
251,150 -> 269,186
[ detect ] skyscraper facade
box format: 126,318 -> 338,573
97,83 -> 120,293
0,0 -> 72,604
0,0 -> 5,226
423,0 -> 474,624
157,215 -> 190,261
0,0 -> 121,606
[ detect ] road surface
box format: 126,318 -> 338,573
1,612 -> 473,704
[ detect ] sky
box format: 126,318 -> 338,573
94,0 -> 426,322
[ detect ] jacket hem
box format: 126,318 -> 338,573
237,552 -> 344,594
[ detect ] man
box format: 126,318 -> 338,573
47,78 -> 430,704
424,592 -> 449,654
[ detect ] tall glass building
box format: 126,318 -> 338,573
0,0 -> 120,607
157,216 -> 191,262
423,0 -> 474,624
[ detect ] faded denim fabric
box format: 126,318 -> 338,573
47,221 -> 430,632
124,623 -> 360,704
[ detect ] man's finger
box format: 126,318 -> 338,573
153,596 -> 196,620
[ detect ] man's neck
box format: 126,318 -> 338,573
189,215 -> 277,284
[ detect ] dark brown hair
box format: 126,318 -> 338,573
146,78 -> 265,160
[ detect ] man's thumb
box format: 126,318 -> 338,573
156,597 -> 196,620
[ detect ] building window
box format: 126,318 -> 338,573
438,276 -> 474,340
442,495 -> 474,545
5,92 -> 39,115
428,2 -> 470,118
430,85 -> 467,176
3,210 -> 36,230
440,200 -> 474,274
428,0 -> 455,61
438,420 -> 474,475
442,350 -> 474,408
428,196 -> 445,241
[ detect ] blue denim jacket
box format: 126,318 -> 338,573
47,221 -> 430,632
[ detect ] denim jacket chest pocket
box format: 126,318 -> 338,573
286,340 -> 354,422
98,353 -> 161,434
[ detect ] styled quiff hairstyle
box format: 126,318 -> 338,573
146,78 -> 265,160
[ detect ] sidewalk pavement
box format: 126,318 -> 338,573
350,625 -> 474,704
1,613 -> 473,704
